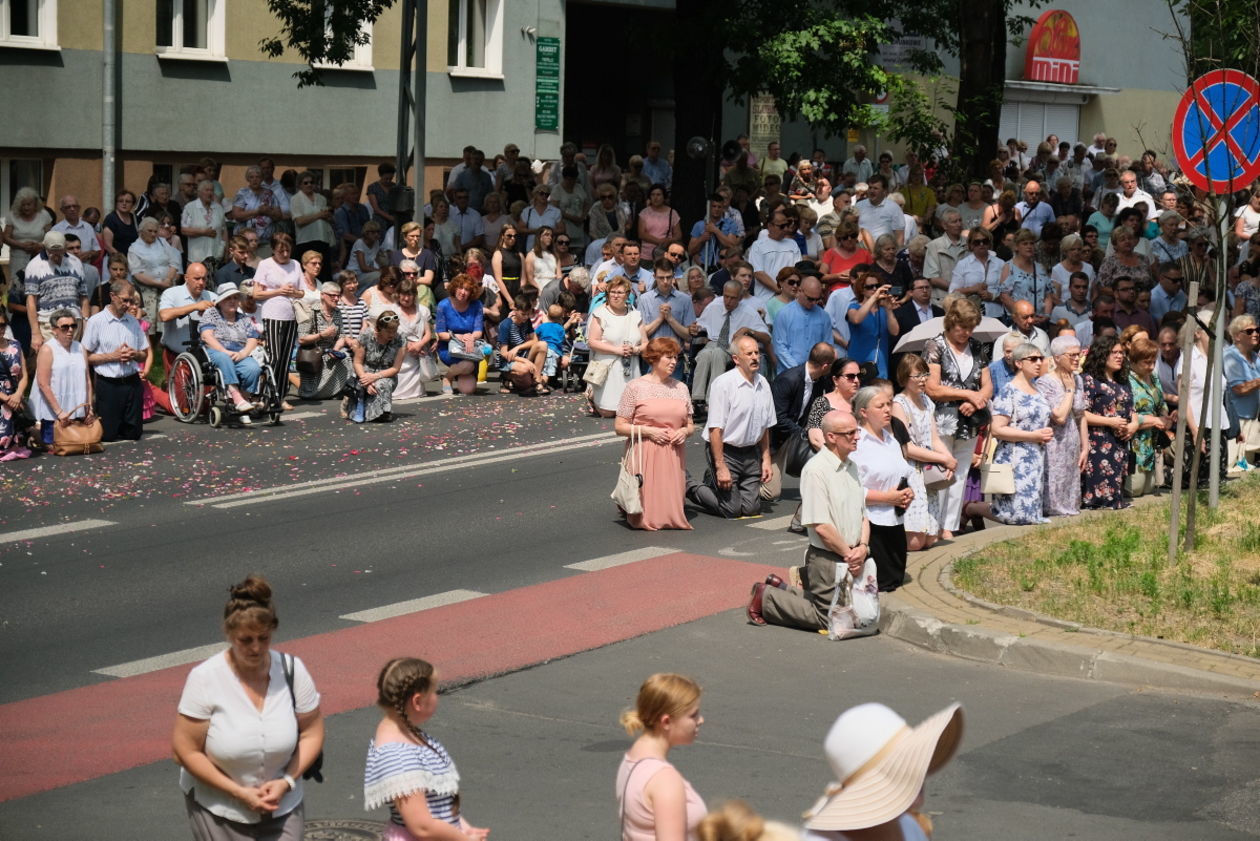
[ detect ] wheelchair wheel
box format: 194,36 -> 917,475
209,406 -> 223,428
168,353 -> 205,422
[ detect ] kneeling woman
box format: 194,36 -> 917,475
348,310 -> 406,422
364,658 -> 490,841
199,282 -> 263,414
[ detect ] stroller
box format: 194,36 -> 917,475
559,318 -> 590,393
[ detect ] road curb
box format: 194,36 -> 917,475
875,495 -> 1260,700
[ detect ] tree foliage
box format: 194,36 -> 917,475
1163,0 -> 1260,83
259,0 -> 393,87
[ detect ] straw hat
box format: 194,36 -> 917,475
803,702 -> 963,831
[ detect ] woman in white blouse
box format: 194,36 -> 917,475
848,385 -> 914,592
291,171 -> 336,279
128,216 -> 182,333
172,575 -> 323,841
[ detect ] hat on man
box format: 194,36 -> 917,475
803,702 -> 963,832
43,231 -> 66,250
212,282 -> 243,304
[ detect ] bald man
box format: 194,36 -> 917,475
1016,180 -> 1056,237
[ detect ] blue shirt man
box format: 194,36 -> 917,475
771,276 -> 833,374
641,141 -> 672,189
1016,180 -> 1056,237
1149,263 -> 1187,324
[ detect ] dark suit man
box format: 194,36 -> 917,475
763,342 -> 836,519
891,277 -> 943,377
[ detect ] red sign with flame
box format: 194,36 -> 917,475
1024,9 -> 1080,84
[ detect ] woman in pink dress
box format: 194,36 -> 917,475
615,337 -> 695,530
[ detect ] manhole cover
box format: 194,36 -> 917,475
303,818 -> 387,840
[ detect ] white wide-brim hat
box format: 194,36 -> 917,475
803,702 -> 963,832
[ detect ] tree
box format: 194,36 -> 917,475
259,0 -> 392,87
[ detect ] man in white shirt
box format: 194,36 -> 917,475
841,146 -> 874,184
181,180 -> 228,265
853,175 -> 904,252
691,281 -> 771,404
449,189 -> 486,252
1007,300 -> 1051,353
687,334 -> 776,519
1060,144 -> 1094,191
52,195 -> 101,266
82,281 -> 148,442
923,210 -> 967,303
747,207 -> 803,303
1116,171 -> 1157,220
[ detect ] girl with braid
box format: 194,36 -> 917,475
172,575 -> 324,841
363,658 -> 491,841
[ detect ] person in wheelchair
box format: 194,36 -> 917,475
198,282 -> 263,415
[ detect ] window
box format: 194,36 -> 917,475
447,0 -> 503,78
0,0 -> 57,49
998,102 -> 1080,150
156,0 -> 225,59
314,16 -> 372,71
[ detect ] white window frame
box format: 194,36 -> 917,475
0,0 -> 58,51
155,0 -> 226,61
447,0 -> 503,79
314,19 -> 373,72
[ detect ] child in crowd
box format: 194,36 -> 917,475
497,295 -> 550,395
536,304 -> 568,387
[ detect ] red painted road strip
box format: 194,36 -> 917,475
0,552 -> 778,803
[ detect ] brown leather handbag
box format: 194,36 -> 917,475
52,403 -> 104,456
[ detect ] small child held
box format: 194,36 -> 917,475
535,304 -> 568,386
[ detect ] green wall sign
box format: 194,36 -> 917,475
536,36 -> 560,132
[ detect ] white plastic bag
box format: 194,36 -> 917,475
827,558 -> 880,640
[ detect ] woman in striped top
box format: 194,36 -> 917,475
336,270 -> 367,345
364,658 -> 490,841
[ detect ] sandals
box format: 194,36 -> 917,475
534,384 -> 552,395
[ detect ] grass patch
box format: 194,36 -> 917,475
953,474 -> 1260,659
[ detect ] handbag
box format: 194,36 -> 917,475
583,358 -> 612,386
282,653 -> 324,783
781,430 -> 814,478
611,426 -> 644,515
921,462 -> 953,492
51,404 -> 103,456
827,557 -> 880,641
978,427 -> 1015,495
295,344 -> 324,376
447,337 -> 489,362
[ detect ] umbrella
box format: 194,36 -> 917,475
893,316 -> 1009,354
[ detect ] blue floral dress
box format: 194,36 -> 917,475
0,338 -> 24,450
1082,374 -> 1134,509
989,382 -> 1051,525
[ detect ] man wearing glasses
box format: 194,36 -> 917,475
1116,171 -> 1157,220
746,409 -> 870,629
82,281 -> 148,441
52,195 -> 101,266
688,194 -> 740,272
748,208 -> 803,304
24,231 -> 87,352
1150,262 -> 1187,324
771,275 -> 833,375
1016,180 -> 1056,237
923,209 -> 967,303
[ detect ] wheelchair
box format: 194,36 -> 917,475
167,332 -> 282,428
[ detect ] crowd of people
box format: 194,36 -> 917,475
174,574 -> 960,841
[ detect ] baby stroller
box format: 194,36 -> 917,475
560,319 -> 590,393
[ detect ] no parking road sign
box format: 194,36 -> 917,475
1171,69 -> 1260,194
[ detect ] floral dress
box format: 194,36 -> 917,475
351,328 -> 403,422
1128,373 -> 1167,474
0,339 -> 26,453
922,334 -> 990,441
1036,372 -> 1086,517
892,392 -> 942,535
1082,374 -> 1134,509
989,383 -> 1051,525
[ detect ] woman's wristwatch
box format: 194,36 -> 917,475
282,773 -> 297,791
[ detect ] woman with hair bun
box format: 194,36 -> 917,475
697,800 -> 800,841
364,657 -> 490,841
616,673 -> 707,841
172,575 -> 324,841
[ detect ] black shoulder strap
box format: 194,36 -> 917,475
282,652 -> 297,710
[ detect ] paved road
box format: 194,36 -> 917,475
2,391 -> 1258,840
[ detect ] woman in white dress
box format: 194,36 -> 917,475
393,277 -> 436,400
523,225 -> 559,295
585,276 -> 647,418
28,308 -> 92,450
891,354 -> 955,551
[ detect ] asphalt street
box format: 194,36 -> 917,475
2,389 -> 1258,840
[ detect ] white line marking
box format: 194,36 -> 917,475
564,546 -> 676,571
280,410 -> 322,421
0,519 -> 117,545
93,642 -> 224,678
748,514 -> 796,531
188,431 -> 621,508
340,589 -> 488,622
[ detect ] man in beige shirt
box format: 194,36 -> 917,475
747,409 -> 871,629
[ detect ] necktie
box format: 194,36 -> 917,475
718,311 -> 732,348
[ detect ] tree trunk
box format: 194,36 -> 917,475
953,0 -> 1007,180
671,0 -> 723,227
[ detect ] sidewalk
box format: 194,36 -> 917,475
880,506 -> 1260,699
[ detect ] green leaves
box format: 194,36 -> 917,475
259,0 -> 393,87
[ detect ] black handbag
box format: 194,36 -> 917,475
296,345 -> 324,377
781,430 -> 814,478
282,653 -> 324,782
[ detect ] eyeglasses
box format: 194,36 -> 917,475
784,279 -> 801,286
113,294 -> 138,303
377,314 -> 399,325
54,323 -> 76,331
804,295 -> 823,303
504,233 -> 517,239
969,239 -> 988,246
402,270 -> 417,276
839,372 -> 861,381
557,239 -> 570,245
1243,327 -> 1260,335
1021,355 -> 1045,363
831,429 -> 860,438
771,222 -> 789,229
910,372 -> 929,380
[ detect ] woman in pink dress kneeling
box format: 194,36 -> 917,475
615,337 -> 695,530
